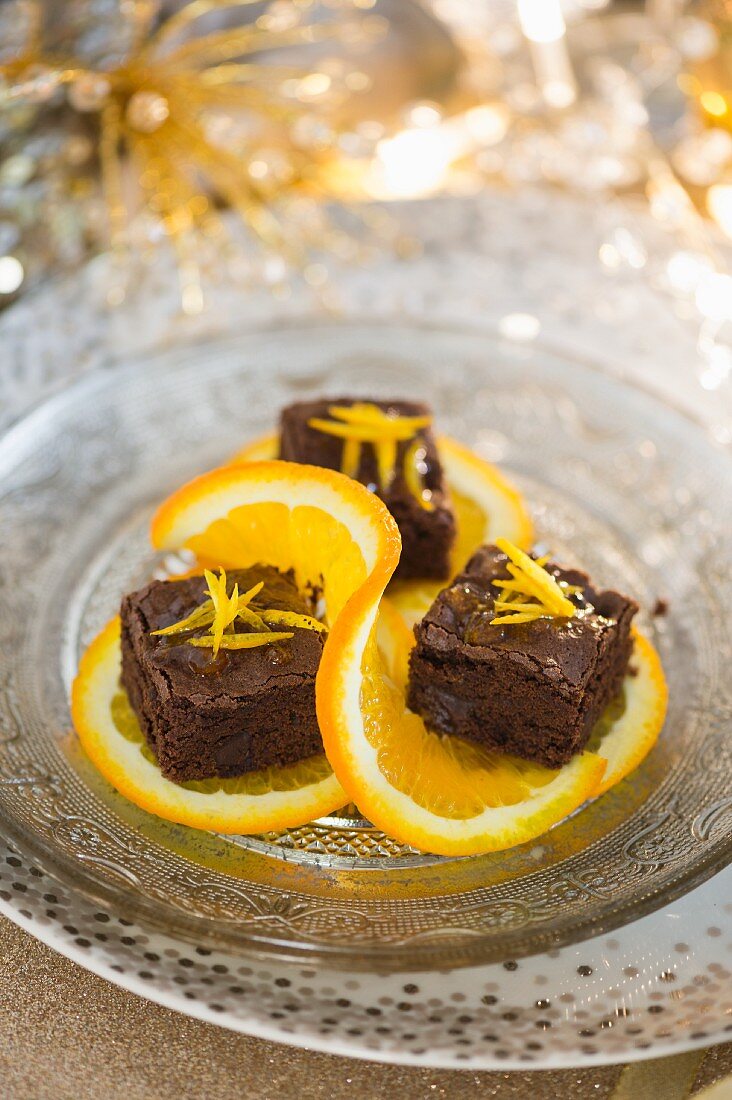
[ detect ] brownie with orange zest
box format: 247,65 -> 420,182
279,398 -> 456,579
120,565 -> 326,782
407,544 -> 637,767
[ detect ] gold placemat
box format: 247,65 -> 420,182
0,916 -> 729,1100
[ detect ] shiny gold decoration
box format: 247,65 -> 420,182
683,0 -> 732,131
0,0 -> 360,308
125,90 -> 170,133
67,73 -> 112,113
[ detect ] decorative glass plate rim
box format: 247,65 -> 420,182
1,312 -> 725,450
7,801 -> 732,972
0,316 -> 729,973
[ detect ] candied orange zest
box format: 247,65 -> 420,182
490,612 -> 546,625
235,604 -> 270,633
492,539 -> 576,625
307,402 -> 435,502
149,571 -> 325,656
307,418 -> 419,444
233,580 -> 269,632
329,403 -> 432,432
262,610 -> 327,633
375,437 -> 398,491
187,632 -> 294,649
403,439 -> 435,512
150,601 -> 217,636
204,568 -> 240,657
341,437 -> 361,479
236,580 -> 265,604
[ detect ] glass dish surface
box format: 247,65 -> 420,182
0,320 -> 729,972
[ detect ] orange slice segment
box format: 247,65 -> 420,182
152,461 -> 401,626
233,432 -> 533,629
367,607 -> 664,844
587,630 -> 668,795
318,592 -> 607,856
73,461 -> 401,833
71,618 -> 346,833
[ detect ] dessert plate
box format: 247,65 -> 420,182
0,832 -> 729,1068
0,320 -> 729,981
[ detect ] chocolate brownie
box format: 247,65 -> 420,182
407,545 -> 637,768
120,566 -> 326,783
279,398 -> 456,580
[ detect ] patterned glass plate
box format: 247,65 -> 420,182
0,320 -> 729,973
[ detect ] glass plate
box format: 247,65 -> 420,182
0,320 -> 729,972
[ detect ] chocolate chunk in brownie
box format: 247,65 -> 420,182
120,566 -> 326,783
279,397 -> 456,580
406,545 -> 637,768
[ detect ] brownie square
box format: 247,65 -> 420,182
279,397 -> 456,580
407,545 -> 637,767
120,566 -> 326,783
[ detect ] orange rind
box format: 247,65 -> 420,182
589,629 -> 668,795
72,450 -> 666,851
71,618 -> 347,833
233,432 -> 533,629
348,609 -> 667,853
72,461 -> 402,833
318,597 -> 606,856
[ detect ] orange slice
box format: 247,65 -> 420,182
364,605 -> 667,851
233,432 -> 533,629
318,590 -> 606,857
588,630 -> 668,795
151,461 -> 401,626
72,461 -> 401,833
71,618 -> 346,833
234,433 -> 279,462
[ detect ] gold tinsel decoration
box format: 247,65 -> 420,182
0,0 -> 370,308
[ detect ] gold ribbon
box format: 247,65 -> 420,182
1,0 -> 346,306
